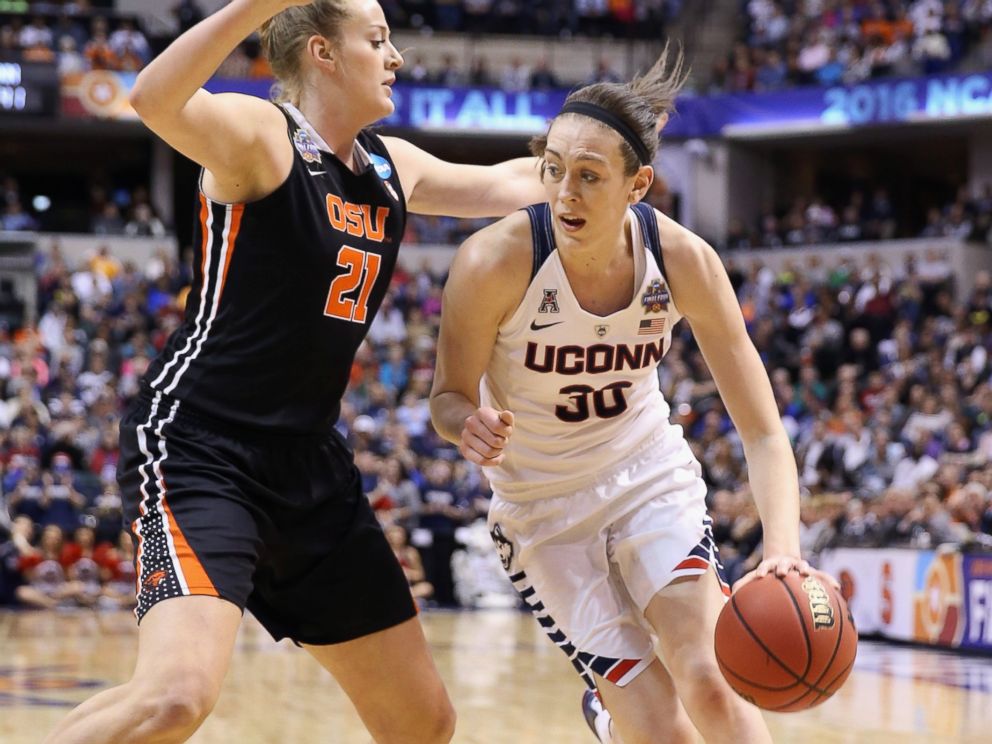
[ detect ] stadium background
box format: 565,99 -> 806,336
0,0 -> 991,661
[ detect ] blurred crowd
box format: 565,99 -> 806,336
714,0 -> 992,93
1,175 -> 167,237
0,5 -> 150,73
724,183 -> 992,250
379,0 -> 681,39
703,251 -> 991,581
1,225 -> 990,610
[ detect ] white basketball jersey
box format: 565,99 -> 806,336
482,203 -> 683,500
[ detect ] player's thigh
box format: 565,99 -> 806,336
595,659 -> 696,744
304,616 -> 454,741
130,595 -> 243,706
644,569 -> 726,677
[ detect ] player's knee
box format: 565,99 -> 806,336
419,697 -> 457,744
387,696 -> 455,744
675,658 -> 736,708
132,672 -> 219,735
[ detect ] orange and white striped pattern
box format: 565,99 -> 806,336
132,193 -> 244,616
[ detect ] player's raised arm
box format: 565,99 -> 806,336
430,216 -> 532,464
381,136 -> 545,218
129,0 -> 309,196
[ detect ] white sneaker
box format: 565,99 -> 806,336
581,688 -> 614,744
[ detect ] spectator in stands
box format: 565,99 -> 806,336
499,56 -> 530,92
385,523 -> 434,603
417,458 -> 470,606
53,12 -> 89,54
0,24 -> 20,61
467,55 -> 494,86
83,17 -> 119,71
19,15 -> 53,51
0,515 -> 37,605
57,35 -> 87,76
2,201 -> 39,232
588,55 -> 621,83
529,56 -> 560,89
97,528 -> 137,609
172,0 -> 205,35
109,19 -> 151,71
123,203 -> 166,237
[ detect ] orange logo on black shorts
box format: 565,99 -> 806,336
142,570 -> 168,589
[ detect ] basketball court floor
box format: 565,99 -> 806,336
1,608 -> 990,743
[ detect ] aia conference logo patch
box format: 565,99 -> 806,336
293,128 -> 322,165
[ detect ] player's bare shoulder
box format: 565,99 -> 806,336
650,207 -> 724,315
452,211 -> 533,282
448,210 -> 535,323
653,208 -> 713,271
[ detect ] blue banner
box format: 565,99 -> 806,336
204,79 -> 567,134
205,70 -> 992,139
961,553 -> 992,652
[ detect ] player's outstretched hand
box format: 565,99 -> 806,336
459,408 -> 514,467
732,554 -> 841,594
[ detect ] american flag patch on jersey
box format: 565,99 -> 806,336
638,318 -> 666,336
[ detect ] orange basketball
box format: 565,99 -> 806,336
714,572 -> 858,711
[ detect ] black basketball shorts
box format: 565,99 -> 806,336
117,391 -> 416,645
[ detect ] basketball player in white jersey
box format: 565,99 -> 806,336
430,49 -> 838,744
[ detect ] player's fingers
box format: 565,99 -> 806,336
462,431 -> 506,461
458,441 -> 505,467
773,558 -> 802,577
465,416 -> 510,448
480,409 -> 513,439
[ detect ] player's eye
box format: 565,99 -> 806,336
546,164 -> 562,178
372,39 -> 386,49
581,172 -> 600,183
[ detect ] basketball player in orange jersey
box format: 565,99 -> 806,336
43,2 -> 548,743
431,48 -> 839,744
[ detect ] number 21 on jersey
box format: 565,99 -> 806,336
324,245 -> 381,323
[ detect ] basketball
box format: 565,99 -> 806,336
714,572 -> 858,712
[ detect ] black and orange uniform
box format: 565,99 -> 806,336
118,104 -> 416,643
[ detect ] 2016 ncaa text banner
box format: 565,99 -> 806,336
58,69 -> 992,137
200,71 -> 992,136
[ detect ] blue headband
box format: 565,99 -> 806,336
558,101 -> 652,166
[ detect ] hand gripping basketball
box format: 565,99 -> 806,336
460,408 -> 514,467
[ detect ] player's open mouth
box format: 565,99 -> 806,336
560,215 -> 586,232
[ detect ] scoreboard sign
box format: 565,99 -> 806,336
0,61 -> 58,116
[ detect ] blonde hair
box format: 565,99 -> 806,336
530,44 -> 689,176
259,0 -> 352,104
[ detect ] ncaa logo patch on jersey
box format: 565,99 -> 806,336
642,279 -> 670,313
293,129 -> 322,164
370,153 -> 393,180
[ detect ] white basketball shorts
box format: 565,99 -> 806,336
488,433 -> 729,689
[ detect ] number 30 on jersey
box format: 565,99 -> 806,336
324,245 -> 381,324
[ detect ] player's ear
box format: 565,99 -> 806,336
629,166 -> 654,203
307,34 -> 337,73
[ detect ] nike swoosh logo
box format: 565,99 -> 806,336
530,320 -> 564,331
308,170 -> 327,176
